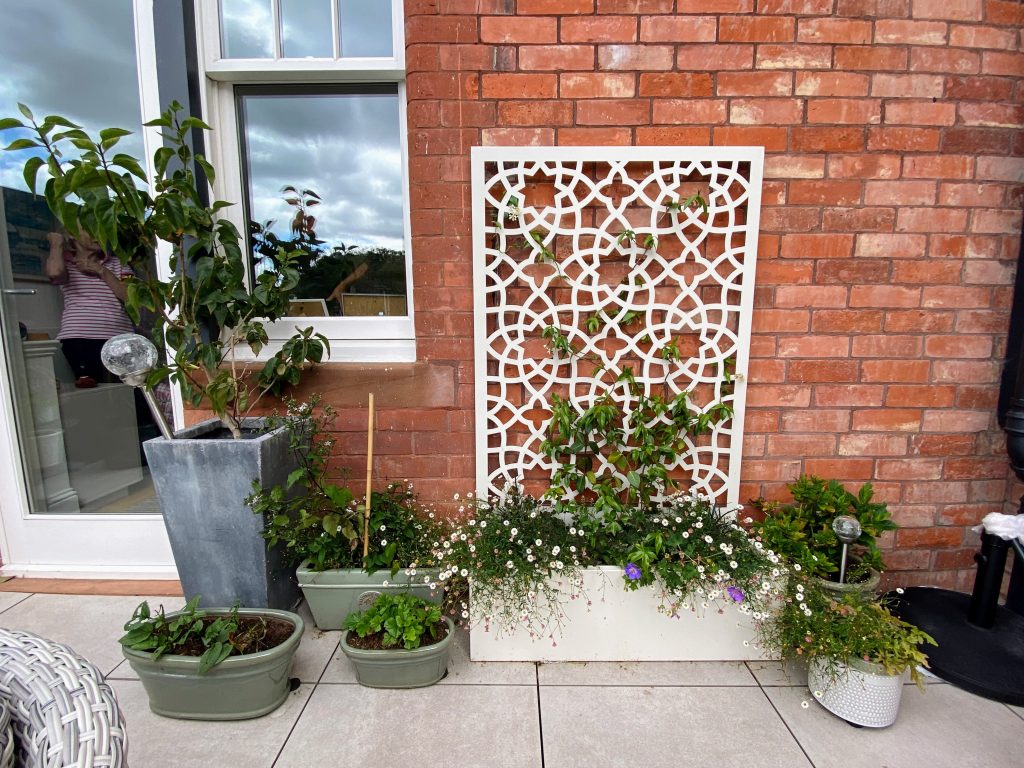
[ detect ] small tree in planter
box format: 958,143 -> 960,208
1,102 -> 328,436
1,102 -> 328,608
249,397 -> 444,629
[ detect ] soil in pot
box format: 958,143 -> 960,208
346,621 -> 449,651
162,616 -> 294,658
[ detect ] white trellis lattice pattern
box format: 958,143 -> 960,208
472,147 -> 764,507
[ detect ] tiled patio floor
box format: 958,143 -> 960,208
1,590 -> 1022,767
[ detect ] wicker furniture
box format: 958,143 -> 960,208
0,628 -> 127,767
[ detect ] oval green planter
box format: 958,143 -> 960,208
122,607 -> 303,721
296,561 -> 442,630
341,616 -> 454,689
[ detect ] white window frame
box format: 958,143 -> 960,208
193,0 -> 415,362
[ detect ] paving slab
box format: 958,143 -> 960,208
274,684 -> 542,768
540,685 -> 811,768
764,682 -> 1024,768
0,592 -> 31,614
112,679 -> 312,768
0,593 -> 184,676
539,660 -> 755,687
1009,704 -> 1024,721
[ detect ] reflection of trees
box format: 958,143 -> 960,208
249,186 -> 406,314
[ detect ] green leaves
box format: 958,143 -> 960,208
750,475 -> 897,580
343,593 -> 443,650
118,596 -> 244,674
2,101 -> 329,436
22,156 -> 44,193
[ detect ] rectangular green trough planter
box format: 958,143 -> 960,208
296,561 -> 442,630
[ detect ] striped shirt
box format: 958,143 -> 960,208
55,253 -> 135,340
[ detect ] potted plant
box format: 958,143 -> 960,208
439,487 -> 784,662
757,577 -> 936,728
340,592 -> 453,689
1,103 -> 328,608
119,596 -> 303,720
249,397 -> 442,629
751,475 -> 897,594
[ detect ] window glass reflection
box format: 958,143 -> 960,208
339,0 -> 393,58
238,87 -> 407,317
220,0 -> 274,58
281,0 -> 333,58
0,0 -> 162,516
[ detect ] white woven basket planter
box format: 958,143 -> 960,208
807,656 -> 905,728
469,566 -> 764,662
0,628 -> 128,767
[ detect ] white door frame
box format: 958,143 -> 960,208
0,0 -> 176,579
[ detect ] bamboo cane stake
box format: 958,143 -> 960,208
363,393 -> 375,562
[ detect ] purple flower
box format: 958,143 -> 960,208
727,586 -> 745,603
624,562 -> 642,581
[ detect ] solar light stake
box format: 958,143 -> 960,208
832,515 -> 862,585
100,333 -> 174,440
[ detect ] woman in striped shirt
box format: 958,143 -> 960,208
45,230 -> 135,387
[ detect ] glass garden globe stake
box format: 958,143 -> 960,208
832,515 -> 862,585
100,333 -> 174,439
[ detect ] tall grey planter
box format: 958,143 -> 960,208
144,417 -> 299,609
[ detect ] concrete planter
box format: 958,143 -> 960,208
123,607 -> 303,720
296,561 -> 442,630
807,656 -> 905,728
341,616 -> 454,688
469,566 -> 764,662
144,417 -> 299,609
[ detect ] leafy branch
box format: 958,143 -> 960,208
2,102 -> 328,437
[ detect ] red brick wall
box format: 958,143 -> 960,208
295,0 -> 1024,590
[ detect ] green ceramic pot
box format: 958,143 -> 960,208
341,616 -> 454,689
122,607 -> 303,721
296,561 -> 442,630
816,556 -> 881,598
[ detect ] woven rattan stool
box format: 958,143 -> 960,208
0,628 -> 127,767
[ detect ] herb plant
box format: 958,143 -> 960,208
344,593 -> 446,650
1,102 -> 327,437
119,597 -> 265,674
751,475 -> 897,583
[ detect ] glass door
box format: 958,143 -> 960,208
0,0 -> 173,577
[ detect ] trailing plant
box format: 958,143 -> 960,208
249,398 -> 440,574
1,102 -> 327,437
434,488 -> 585,639
613,493 -> 782,622
756,577 -> 936,687
119,597 -> 269,674
751,475 -> 897,584
344,593 -> 446,651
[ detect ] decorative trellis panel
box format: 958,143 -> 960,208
471,147 -> 764,507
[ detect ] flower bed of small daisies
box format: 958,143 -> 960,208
431,487 -> 787,643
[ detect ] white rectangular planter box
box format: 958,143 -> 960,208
470,567 -> 765,662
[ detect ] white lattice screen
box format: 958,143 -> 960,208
471,147 -> 764,507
